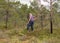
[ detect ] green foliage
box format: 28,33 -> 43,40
0,0 -> 60,43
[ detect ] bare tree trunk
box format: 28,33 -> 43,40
39,0 -> 43,29
5,0 -> 9,29
5,10 -> 8,29
40,15 -> 43,29
50,0 -> 53,34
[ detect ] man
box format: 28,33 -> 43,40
27,13 -> 35,31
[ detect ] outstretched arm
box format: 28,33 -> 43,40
33,16 -> 37,21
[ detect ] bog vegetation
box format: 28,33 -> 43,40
0,0 -> 60,43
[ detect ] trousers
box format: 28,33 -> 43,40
27,21 -> 34,31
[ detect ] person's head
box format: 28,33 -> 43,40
27,13 -> 32,20
29,13 -> 33,16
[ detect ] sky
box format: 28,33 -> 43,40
20,0 -> 30,6
20,0 -> 50,6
